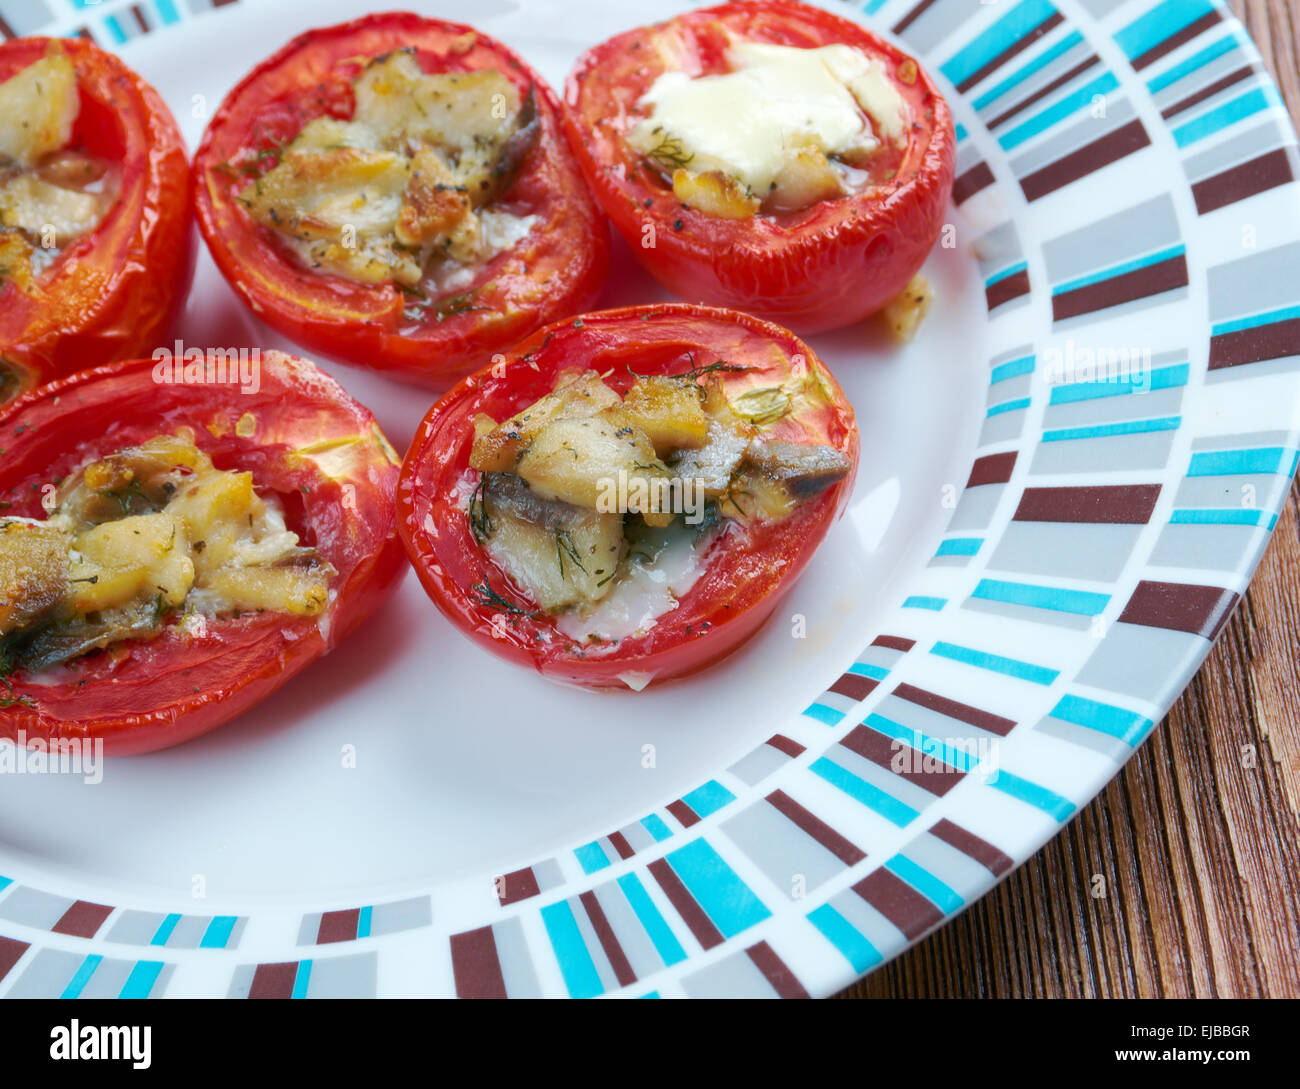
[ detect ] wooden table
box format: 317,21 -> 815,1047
842,0 -> 1300,999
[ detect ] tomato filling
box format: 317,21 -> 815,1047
231,48 -> 540,293
627,39 -> 911,217
0,434 -> 335,676
466,362 -> 850,641
0,46 -> 120,286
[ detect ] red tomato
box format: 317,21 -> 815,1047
398,303 -> 859,689
0,37 -> 194,405
0,353 -> 405,755
563,0 -> 955,334
193,13 -> 610,393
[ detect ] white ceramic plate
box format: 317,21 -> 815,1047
0,0 -> 1297,999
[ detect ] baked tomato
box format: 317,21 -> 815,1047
0,352 -> 404,755
563,0 -> 955,334
0,36 -> 193,406
193,12 -> 610,392
398,303 -> 858,690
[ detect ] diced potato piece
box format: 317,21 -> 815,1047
516,416 -> 668,514
67,514 -> 193,615
764,145 -> 845,215
0,52 -> 79,167
470,371 -> 622,473
882,273 -> 932,342
617,377 -> 709,457
0,520 -> 69,638
165,470 -> 259,572
482,497 -> 624,612
671,168 -> 760,219
0,174 -> 106,244
200,565 -> 330,616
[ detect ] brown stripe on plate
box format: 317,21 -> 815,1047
953,161 -> 995,205
745,941 -> 810,999
0,15 -> 15,41
893,682 -> 1017,737
1020,118 -> 1151,202
1014,483 -> 1162,524
987,54 -> 1100,130
647,858 -> 724,950
766,789 -> 866,865
892,0 -> 941,35
1209,316 -> 1300,370
607,831 -> 637,861
0,936 -> 28,982
829,671 -> 879,702
766,733 -> 806,758
930,818 -> 1014,876
1131,10 -> 1223,71
131,4 -> 151,33
840,723 -> 964,795
967,450 -> 1017,488
1051,253 -> 1187,322
316,908 -> 360,945
1161,65 -> 1255,119
852,868 -> 944,940
1118,580 -> 1239,639
1193,148 -> 1295,215
248,962 -> 298,1000
666,800 -> 700,828
872,633 -> 916,652
956,12 -> 1065,93
497,866 -> 541,906
579,891 -> 637,987
986,268 -> 1031,311
51,900 -> 113,939
450,926 -> 508,999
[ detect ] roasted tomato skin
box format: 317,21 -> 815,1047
0,37 -> 194,403
193,13 -> 610,393
562,0 -> 955,335
0,353 -> 405,755
398,303 -> 859,689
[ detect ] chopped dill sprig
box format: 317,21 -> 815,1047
470,580 -> 538,616
555,529 -> 586,580
468,475 -> 493,543
646,131 -> 694,171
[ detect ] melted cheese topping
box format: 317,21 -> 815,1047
627,41 -> 909,206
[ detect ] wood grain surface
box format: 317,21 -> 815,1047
840,0 -> 1300,999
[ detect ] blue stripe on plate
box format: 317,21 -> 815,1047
681,780 -> 736,819
1048,363 -> 1189,403
541,900 -> 604,999
1000,72 -> 1121,151
1211,302 -> 1300,337
971,578 -> 1110,617
849,661 -> 890,680
199,916 -> 237,949
1187,447 -> 1295,476
665,839 -> 771,938
903,595 -> 948,610
1173,86 -> 1280,148
1170,508 -> 1273,526
809,757 -> 920,827
1043,416 -> 1181,441
357,906 -> 372,939
991,355 -> 1036,383
119,960 -> 165,1000
1053,244 -> 1186,296
808,904 -> 883,973
985,261 -> 1029,287
291,960 -> 312,1000
864,713 -> 977,772
941,0 -> 1058,88
641,814 -> 673,842
936,537 -> 984,557
988,397 -> 1032,417
60,955 -> 102,1000
1115,0 -> 1217,62
931,638 -> 1061,684
804,702 -> 846,725
150,913 -> 180,947
885,855 -> 965,913
1050,694 -> 1154,745
574,842 -> 611,875
1148,31 -> 1242,93
974,30 -> 1085,110
989,771 -> 1076,819
616,874 -> 687,966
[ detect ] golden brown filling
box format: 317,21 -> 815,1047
467,367 -> 850,616
0,435 -> 334,674
235,49 -> 540,290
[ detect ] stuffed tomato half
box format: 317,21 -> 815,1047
398,304 -> 859,689
0,353 -> 404,755
564,0 -> 955,334
194,13 -> 609,391
0,36 -> 193,406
